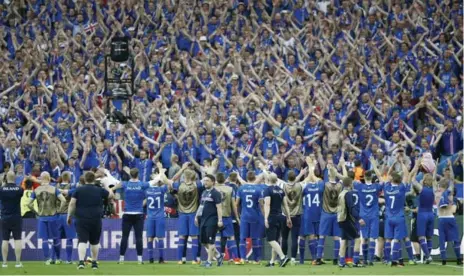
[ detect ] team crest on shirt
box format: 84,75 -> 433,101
180,184 -> 195,204
288,190 -> 296,200
219,191 -> 226,202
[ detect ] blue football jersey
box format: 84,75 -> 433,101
146,185 -> 168,219
418,186 -> 434,212
383,182 -> 409,217
236,184 -> 263,223
122,181 -> 150,213
355,181 -> 382,218
302,180 -> 325,222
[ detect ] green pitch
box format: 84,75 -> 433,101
0,262 -> 462,275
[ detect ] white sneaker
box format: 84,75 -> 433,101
15,263 -> 23,268
2,263 -> 7,268
290,259 -> 297,266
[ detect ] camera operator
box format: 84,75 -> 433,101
67,171 -> 114,270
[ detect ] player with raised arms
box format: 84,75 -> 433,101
407,158 -> 436,264
28,172 -> 67,265
235,170 -> 265,264
173,168 -> 204,264
353,165 -> 383,266
435,178 -> 462,265
315,162 -> 344,265
111,168 -> 161,264
371,158 -> 416,266
299,156 -> 325,265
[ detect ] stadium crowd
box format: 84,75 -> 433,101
0,0 -> 462,269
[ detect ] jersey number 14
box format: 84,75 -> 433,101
303,194 -> 320,207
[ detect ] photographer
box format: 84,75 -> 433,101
67,172 -> 114,270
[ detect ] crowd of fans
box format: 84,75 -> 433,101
0,0 -> 462,216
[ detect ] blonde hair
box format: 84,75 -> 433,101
269,173 -> 278,184
184,169 -> 196,182
40,172 -> 51,183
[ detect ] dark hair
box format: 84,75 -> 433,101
342,177 -> 353,187
246,171 -> 256,182
364,170 -> 373,180
347,171 -> 355,179
391,172 -> 402,184
205,174 -> 216,183
216,173 -> 225,184
354,160 -> 362,167
288,171 -> 296,182
84,171 -> 96,184
25,179 -> 34,189
229,172 -> 238,182
130,168 -> 139,179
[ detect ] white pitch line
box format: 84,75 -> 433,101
429,262 -> 463,269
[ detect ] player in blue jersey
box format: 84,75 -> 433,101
263,173 -> 291,268
235,171 -> 265,264
372,159 -> 416,267
225,172 -> 241,260
299,156 -> 325,264
435,179 -> 462,266
145,166 -> 171,264
112,168 -> 158,264
407,158 -> 435,264
55,172 -> 77,264
353,169 -> 382,265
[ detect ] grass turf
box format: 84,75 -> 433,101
0,261 -> 462,275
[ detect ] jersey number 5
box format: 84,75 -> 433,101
246,195 -> 253,208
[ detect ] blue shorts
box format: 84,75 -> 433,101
438,217 -> 459,242
319,212 -> 340,237
37,219 -> 59,240
217,217 -> 234,238
416,212 -> 434,237
360,216 -> 379,239
240,221 -> 264,239
300,216 -> 319,236
178,213 -> 199,236
385,216 -> 407,240
58,214 -> 76,239
146,217 -> 166,238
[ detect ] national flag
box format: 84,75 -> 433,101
84,22 -> 98,34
